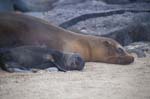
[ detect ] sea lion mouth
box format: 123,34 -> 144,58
106,55 -> 134,65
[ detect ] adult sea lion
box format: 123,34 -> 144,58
0,12 -> 134,64
0,46 -> 85,72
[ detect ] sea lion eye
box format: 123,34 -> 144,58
117,48 -> 124,55
103,41 -> 111,47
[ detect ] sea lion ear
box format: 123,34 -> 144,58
103,41 -> 111,47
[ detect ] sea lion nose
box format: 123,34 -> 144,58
119,55 -> 134,65
74,55 -> 85,69
67,54 -> 85,70
128,55 -> 134,63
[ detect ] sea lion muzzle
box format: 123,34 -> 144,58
59,53 -> 85,71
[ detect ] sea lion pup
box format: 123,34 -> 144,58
0,12 -> 134,64
0,46 -> 85,72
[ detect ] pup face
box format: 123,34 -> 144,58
52,51 -> 85,71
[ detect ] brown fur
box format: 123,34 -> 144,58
0,12 -> 134,64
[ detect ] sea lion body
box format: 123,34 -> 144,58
0,46 -> 85,72
0,12 -> 134,64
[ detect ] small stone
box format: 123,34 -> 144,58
46,67 -> 59,72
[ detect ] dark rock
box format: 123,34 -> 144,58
0,0 -> 14,12
13,0 -> 87,12
101,0 -> 132,4
13,0 -> 58,12
100,0 -> 150,4
102,23 -> 150,45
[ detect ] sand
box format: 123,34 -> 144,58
0,56 -> 150,99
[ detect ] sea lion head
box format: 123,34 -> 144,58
101,38 -> 134,65
52,51 -> 85,71
90,37 -> 134,64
